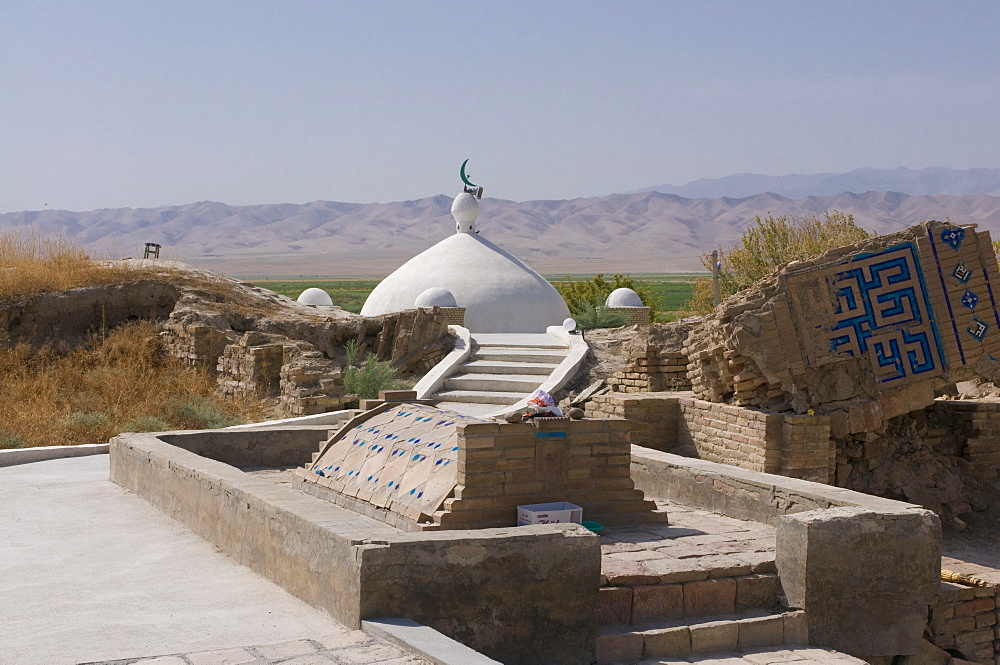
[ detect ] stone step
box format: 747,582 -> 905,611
460,359 -> 559,375
597,573 -> 781,627
473,333 -> 567,349
596,609 -> 807,662
430,389 -> 524,405
444,373 -> 546,393
472,347 -> 568,364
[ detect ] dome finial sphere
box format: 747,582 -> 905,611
451,192 -> 479,234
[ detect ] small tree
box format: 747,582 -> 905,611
687,210 -> 871,313
554,273 -> 659,324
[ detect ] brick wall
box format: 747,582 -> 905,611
609,345 -> 691,393
924,400 -> 1000,479
436,418 -> 665,530
587,392 -> 833,483
928,581 -> 999,662
600,306 -> 650,326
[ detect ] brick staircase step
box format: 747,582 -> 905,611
596,609 -> 807,662
598,573 -> 781,626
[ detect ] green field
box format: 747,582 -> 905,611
250,274 -> 703,319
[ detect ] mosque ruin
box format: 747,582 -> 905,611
90,167 -> 1000,664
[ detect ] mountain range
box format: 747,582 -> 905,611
4,188 -> 1000,276
635,167 -> 1000,200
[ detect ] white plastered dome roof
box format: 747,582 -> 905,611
606,287 -> 644,307
361,193 -> 570,333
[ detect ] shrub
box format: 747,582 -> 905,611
343,352 -> 398,400
343,339 -> 362,368
123,415 -> 172,433
0,431 -> 25,449
571,302 -> 629,330
687,211 -> 871,313
554,273 -> 659,322
165,396 -> 243,429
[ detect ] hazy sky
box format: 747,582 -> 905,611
2,1 -> 998,212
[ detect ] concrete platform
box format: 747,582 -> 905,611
0,455 -> 410,665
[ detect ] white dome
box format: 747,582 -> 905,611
415,287 -> 458,308
297,287 -> 334,306
361,233 -> 570,333
606,288 -> 644,307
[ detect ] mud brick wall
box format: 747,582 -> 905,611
279,347 -> 350,416
924,400 -> 1000,479
585,392 -> 680,449
587,393 -> 833,483
162,319 -> 235,371
601,306 -> 650,326
610,345 -> 691,393
216,333 -> 284,398
439,307 -> 465,327
928,581 -> 999,662
438,419 -> 664,530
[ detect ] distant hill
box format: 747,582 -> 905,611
635,167 -> 1000,199
3,190 -> 1000,276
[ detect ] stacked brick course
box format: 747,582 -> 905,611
600,306 -> 650,326
608,321 -> 695,394
586,392 -> 833,483
216,332 -> 285,398
928,581 -> 999,662
278,346 -> 351,416
436,418 -> 665,530
925,399 -> 1000,479
162,318 -> 235,371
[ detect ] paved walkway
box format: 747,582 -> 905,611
601,501 -> 777,585
83,635 -> 427,665
0,456 -> 425,665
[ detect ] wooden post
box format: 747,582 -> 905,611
712,249 -> 720,306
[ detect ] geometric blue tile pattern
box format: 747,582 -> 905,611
828,242 -> 945,383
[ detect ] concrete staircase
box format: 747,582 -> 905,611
595,569 -> 806,661
431,333 -> 569,418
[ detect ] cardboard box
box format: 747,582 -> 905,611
517,501 -> 583,526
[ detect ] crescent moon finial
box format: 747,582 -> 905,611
460,159 -> 476,188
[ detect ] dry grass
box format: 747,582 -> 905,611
0,321 -> 271,448
0,230 -> 141,300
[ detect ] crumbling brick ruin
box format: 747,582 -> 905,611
588,222 -> 1000,527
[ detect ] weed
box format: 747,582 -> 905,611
165,396 -> 244,429
343,352 -> 398,399
123,415 -> 172,433
0,431 -> 25,449
344,339 -> 362,368
572,302 -> 629,330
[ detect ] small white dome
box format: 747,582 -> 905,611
415,287 -> 458,308
297,287 -> 334,307
451,192 -> 479,233
606,287 -> 644,307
